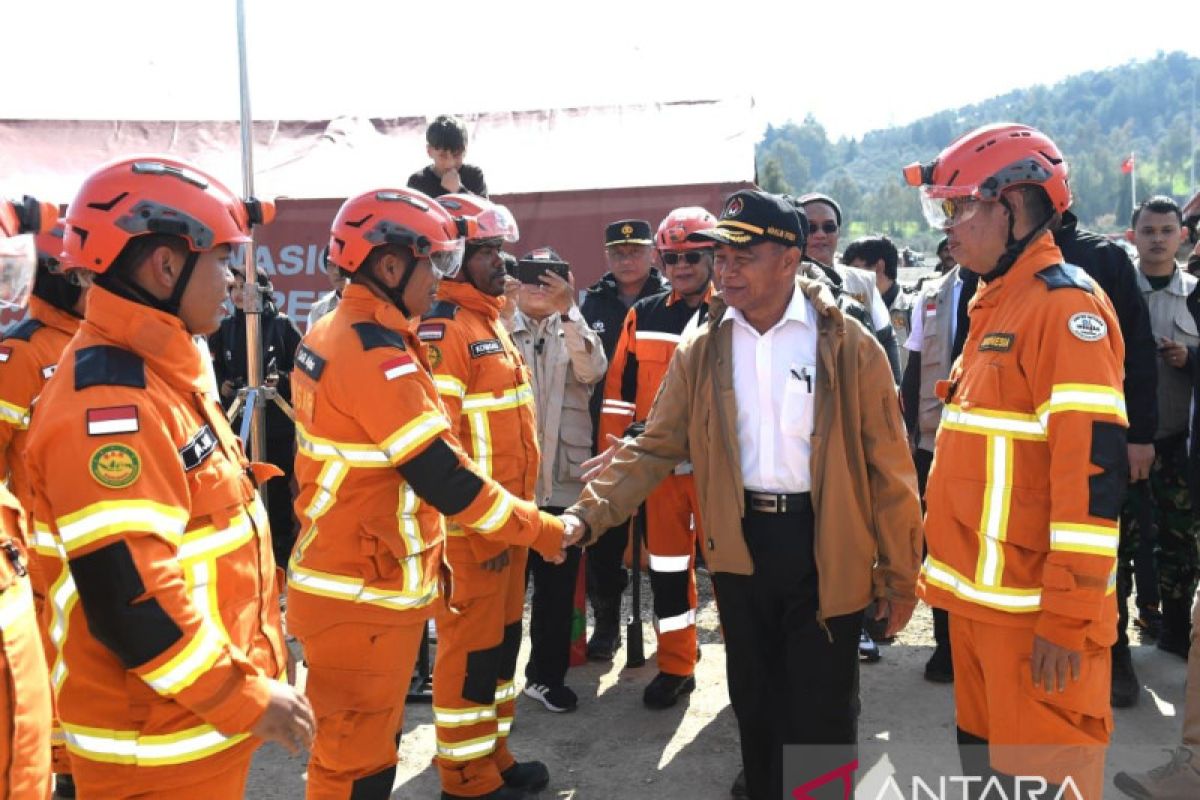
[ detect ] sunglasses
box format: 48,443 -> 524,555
660,251 -> 710,266
808,221 -> 839,235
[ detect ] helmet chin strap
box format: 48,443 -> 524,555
981,197 -> 1056,282
361,256 -> 416,317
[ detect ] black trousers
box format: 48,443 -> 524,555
711,501 -> 861,800
525,506 -> 583,688
915,447 -> 951,649
585,520 -> 629,602
264,435 -> 298,569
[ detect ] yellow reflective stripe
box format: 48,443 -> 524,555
56,500 -> 189,553
465,491 -> 515,535
287,564 -> 437,611
462,383 -> 534,413
435,375 -> 467,401
497,717 -> 512,736
976,436 -> 1014,587
397,486 -> 425,595
0,398 -> 29,429
921,556 -> 1042,613
433,705 -> 497,727
140,624 -> 225,695
1050,522 -> 1120,556
31,521 -> 61,557
0,576 -> 34,631
494,680 -> 517,704
380,411 -> 449,465
1037,383 -> 1128,426
436,733 -> 497,761
941,404 -> 1046,440
296,424 -> 391,467
49,566 -> 77,692
61,721 -> 250,767
177,513 -> 254,566
468,412 -> 492,478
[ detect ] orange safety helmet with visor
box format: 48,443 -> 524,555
0,195 -> 58,313
655,207 -> 717,259
437,193 -> 520,246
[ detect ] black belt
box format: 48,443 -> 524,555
744,490 -> 811,515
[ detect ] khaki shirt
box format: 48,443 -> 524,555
1135,263 -> 1199,437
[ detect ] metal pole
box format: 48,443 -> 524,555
1130,150 -> 1136,213
236,0 -> 266,462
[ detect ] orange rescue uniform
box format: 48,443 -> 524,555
0,295 -> 81,776
598,288 -> 709,677
919,234 -> 1126,797
288,284 -> 563,799
422,280 -> 543,797
24,287 -> 287,799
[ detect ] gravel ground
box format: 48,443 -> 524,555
248,573 -> 1188,799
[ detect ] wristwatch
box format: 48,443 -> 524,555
560,306 -> 583,324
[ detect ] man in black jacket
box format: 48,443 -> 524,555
579,219 -> 668,659
1053,209 -> 1158,708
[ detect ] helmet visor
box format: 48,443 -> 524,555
0,234 -> 37,311
471,204 -> 519,243
430,239 -> 466,279
919,188 -> 983,230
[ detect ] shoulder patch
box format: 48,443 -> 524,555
0,345 -> 11,364
423,300 -> 460,321
2,318 -> 45,342
75,346 -> 146,391
979,332 -> 1015,352
1036,263 -> 1094,294
90,443 -> 141,488
418,322 -> 446,342
179,425 -> 218,471
469,339 -> 504,359
1068,312 -> 1107,342
295,344 -> 327,381
352,322 -> 408,352
381,353 -> 418,381
87,405 -> 140,436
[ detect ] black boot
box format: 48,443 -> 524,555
587,595 -> 621,661
501,760 -> 550,792
1110,644 -> 1140,708
642,672 -> 696,709
1158,597 -> 1192,659
442,787 -> 527,800
54,775 -> 76,799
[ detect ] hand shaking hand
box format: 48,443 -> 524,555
581,434 -> 625,483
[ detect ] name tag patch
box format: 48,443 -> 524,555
295,344 -> 326,381
469,339 -> 504,359
180,425 -> 218,471
978,332 -> 1015,352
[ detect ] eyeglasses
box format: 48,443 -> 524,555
808,221 -> 839,235
660,251 -> 710,266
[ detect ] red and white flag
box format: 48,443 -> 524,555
381,354 -> 417,381
87,405 -> 140,435
0,346 -> 11,364
1121,154 -> 1135,174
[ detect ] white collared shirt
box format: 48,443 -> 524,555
904,271 -> 963,352
723,286 -> 818,493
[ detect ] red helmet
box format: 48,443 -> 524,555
436,194 -> 520,244
655,207 -> 717,251
36,221 -> 67,271
329,188 -> 464,277
63,155 -> 274,274
903,123 -> 1070,229
1,196 -> 58,311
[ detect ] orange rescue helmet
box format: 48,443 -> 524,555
903,123 -> 1070,230
63,155 -> 273,274
656,207 -> 718,251
437,194 -> 520,244
1,195 -> 57,311
329,187 -> 464,278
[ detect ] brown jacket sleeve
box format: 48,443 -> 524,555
568,344 -> 692,537
854,326 -> 923,606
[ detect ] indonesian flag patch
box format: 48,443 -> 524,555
87,405 -> 140,436
0,346 -> 11,363
381,354 -> 418,381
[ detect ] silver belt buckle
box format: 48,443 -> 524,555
750,493 -> 779,513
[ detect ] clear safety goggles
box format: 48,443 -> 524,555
918,187 -> 983,230
429,239 -> 466,279
0,234 -> 37,311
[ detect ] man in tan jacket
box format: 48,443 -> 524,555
562,190 -> 922,800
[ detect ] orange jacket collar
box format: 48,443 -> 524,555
338,283 -> 413,331
437,279 -> 504,321
82,287 -> 209,395
972,232 -> 1063,309
666,283 -> 714,308
28,296 -> 82,336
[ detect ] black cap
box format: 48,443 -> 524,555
688,190 -> 806,249
605,219 -> 653,246
796,192 -> 843,226
519,247 -> 569,268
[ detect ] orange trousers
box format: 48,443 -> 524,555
644,474 -> 702,676
0,577 -> 52,799
297,617 -> 426,799
433,542 -> 528,797
950,614 -> 1110,800
68,737 -> 257,799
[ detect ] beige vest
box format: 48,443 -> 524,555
1136,263 -> 1200,438
916,268 -> 959,452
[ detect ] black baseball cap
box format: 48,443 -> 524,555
689,190 -> 807,249
518,247 -> 569,268
605,219 -> 653,246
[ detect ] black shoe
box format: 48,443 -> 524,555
859,629 -> 881,663
730,768 -> 749,799
1158,598 -> 1192,659
1111,645 -> 1140,708
501,760 -> 550,792
54,775 -> 76,799
1134,605 -> 1163,640
924,644 -> 954,683
523,682 -> 578,713
643,672 -> 696,709
587,597 -> 621,661
442,786 -> 527,800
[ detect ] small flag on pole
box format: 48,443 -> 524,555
1121,154 -> 1135,174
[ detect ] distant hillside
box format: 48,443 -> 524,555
757,51 -> 1200,251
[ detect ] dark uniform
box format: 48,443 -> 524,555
406,165 -> 488,199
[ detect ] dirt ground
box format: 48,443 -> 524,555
248,575 -> 1190,799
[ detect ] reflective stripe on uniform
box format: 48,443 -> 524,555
497,717 -> 512,736
61,720 -> 250,767
468,412 -> 491,477
56,500 -> 190,554
648,554 -> 691,573
178,513 -> 255,565
398,486 -> 425,595
601,399 -> 636,417
32,521 -> 61,557
464,491 -> 515,535
461,383 -> 534,414
494,680 -> 518,704
657,608 -> 697,634
0,398 -> 29,429
634,331 -> 682,344
976,435 -> 1014,587
433,705 -> 497,728
940,405 -> 1047,441
141,624 -> 226,696
49,566 -> 78,691
295,424 -> 391,467
434,374 -> 467,401
1050,522 -> 1120,557
287,564 -> 437,611
1037,383 -> 1128,427
0,575 -> 34,631
921,556 -> 1042,613
379,411 -> 450,465
436,734 -> 497,761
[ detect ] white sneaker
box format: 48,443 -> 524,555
523,682 -> 578,713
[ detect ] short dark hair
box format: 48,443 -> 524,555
936,237 -> 950,256
846,235 -> 898,280
105,233 -> 188,282
352,243 -> 415,285
1131,195 -> 1183,229
1013,185 -> 1053,224
426,115 -> 468,153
